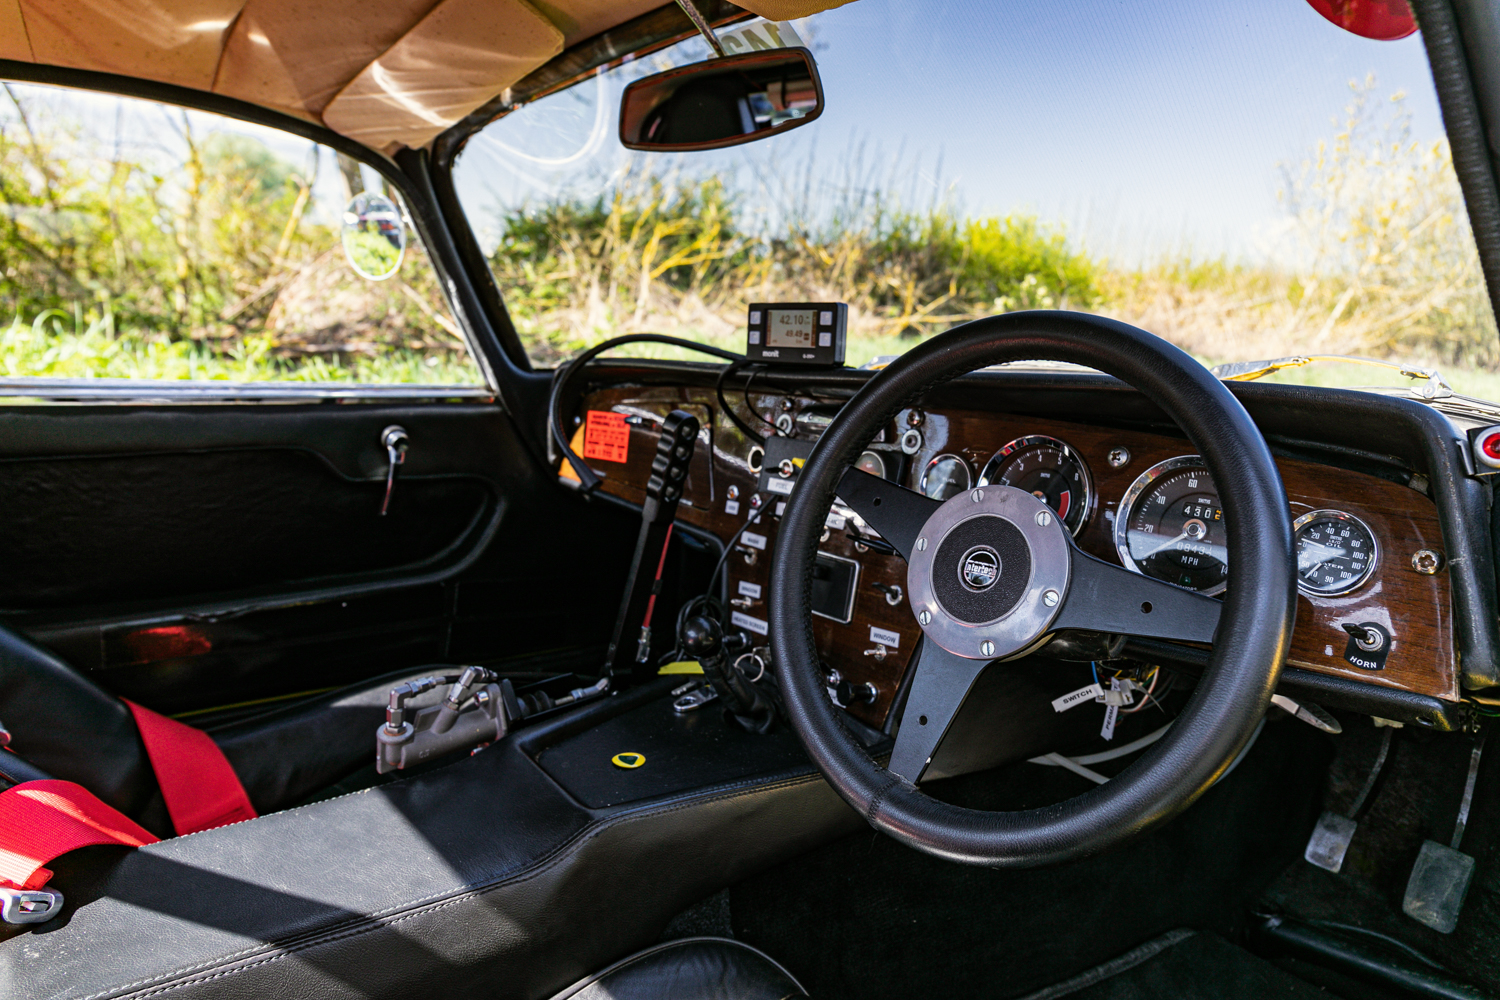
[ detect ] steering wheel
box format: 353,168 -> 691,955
769,312 -> 1295,866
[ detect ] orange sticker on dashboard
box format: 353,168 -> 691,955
583,410 -> 630,463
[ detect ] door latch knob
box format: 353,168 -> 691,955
379,425 -> 409,516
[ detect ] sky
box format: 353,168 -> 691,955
454,0 -> 1448,266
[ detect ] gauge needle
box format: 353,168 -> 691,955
1142,531 -> 1188,559
1298,541 -> 1346,574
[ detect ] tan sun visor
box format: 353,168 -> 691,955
322,0 -> 563,152
4,0 -> 244,89
734,0 -> 860,19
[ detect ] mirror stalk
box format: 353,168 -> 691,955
674,0 -> 727,57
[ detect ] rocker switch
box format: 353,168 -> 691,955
380,425 -> 409,516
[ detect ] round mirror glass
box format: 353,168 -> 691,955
341,192 -> 406,280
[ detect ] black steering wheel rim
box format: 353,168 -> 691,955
769,311 -> 1296,866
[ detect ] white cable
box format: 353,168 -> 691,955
1026,714 -> 1266,788
1037,753 -> 1110,785
1027,723 -> 1171,769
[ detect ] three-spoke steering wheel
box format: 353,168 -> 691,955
770,312 -> 1296,866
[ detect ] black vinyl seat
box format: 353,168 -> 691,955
549,938 -> 808,1000
0,622 -> 445,835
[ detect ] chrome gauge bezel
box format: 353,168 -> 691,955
918,452 -> 972,499
1113,454 -> 1227,597
855,449 -> 888,480
977,434 -> 1094,536
1292,508 -> 1380,597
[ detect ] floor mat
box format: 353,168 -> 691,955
1260,720 -> 1500,995
1019,930 -> 1329,1000
730,715 -> 1331,1000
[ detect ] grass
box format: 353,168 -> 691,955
0,308 -> 479,383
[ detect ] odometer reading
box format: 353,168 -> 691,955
979,435 -> 1093,534
1294,509 -> 1378,596
1114,455 -> 1228,595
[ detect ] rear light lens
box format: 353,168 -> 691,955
1305,0 -> 1418,40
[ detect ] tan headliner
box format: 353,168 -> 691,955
0,0 -> 856,152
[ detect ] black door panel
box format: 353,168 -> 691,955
0,400 -> 645,714
0,448 -> 493,611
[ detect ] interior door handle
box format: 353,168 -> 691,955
380,425 -> 409,516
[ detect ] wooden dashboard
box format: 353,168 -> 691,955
565,383 -> 1457,729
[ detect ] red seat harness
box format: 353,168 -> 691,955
123,700 -> 257,834
0,700 -> 256,895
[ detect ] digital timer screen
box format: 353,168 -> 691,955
766,309 -> 816,348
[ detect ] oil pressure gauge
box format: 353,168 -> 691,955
1294,509 -> 1378,597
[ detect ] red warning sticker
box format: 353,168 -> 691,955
583,410 -> 630,463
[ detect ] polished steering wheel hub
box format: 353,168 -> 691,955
906,485 -> 1072,659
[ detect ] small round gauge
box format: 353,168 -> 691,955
1114,455 -> 1228,595
979,435 -> 1093,534
919,453 -> 971,500
1294,509 -> 1379,596
854,450 -> 887,479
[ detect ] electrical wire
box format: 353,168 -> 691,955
1119,667 -> 1160,714
549,333 -> 741,492
715,358 -> 768,445
708,517 -> 757,604
741,365 -> 781,432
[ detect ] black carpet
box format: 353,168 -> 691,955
729,715 -> 1331,1000
1260,719 -> 1500,995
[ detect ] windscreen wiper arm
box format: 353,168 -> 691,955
1209,354 -> 1453,400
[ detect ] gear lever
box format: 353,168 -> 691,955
681,615 -> 777,734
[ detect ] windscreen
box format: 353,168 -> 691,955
452,0 -> 1498,400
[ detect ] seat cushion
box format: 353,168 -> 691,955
548,937 -> 807,1000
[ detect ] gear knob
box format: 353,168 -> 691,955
680,615 -> 724,659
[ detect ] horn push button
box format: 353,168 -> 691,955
906,485 -> 1071,660
933,516 -> 1031,624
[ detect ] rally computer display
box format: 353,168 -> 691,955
745,302 -> 847,366
1114,455 -> 1228,595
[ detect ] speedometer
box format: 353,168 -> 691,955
1294,509 -> 1378,596
1114,455 -> 1228,595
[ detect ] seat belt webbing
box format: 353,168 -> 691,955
0,779 -> 158,890
123,700 -> 257,836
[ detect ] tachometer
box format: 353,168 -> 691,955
979,435 -> 1093,534
919,453 -> 971,500
1114,455 -> 1227,595
1294,509 -> 1378,596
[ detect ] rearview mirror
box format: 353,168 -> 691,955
619,47 -> 823,152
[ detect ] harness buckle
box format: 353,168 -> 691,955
0,885 -> 64,924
